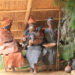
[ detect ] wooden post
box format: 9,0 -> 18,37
20,0 -> 33,42
24,0 -> 33,30
56,10 -> 61,70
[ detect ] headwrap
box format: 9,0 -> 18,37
47,17 -> 54,26
28,16 -> 36,24
47,17 -> 54,22
0,17 -> 12,29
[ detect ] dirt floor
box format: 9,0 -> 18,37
0,66 -> 72,75
0,64 -> 72,75
0,71 -> 71,75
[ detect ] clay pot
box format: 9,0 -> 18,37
65,62 -> 71,73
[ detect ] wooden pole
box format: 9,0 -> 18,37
56,10 -> 61,70
24,0 -> 33,30
20,0 -> 33,42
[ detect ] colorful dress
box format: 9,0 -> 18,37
25,31 -> 44,69
0,28 -> 25,69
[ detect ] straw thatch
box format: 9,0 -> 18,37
0,0 -> 61,40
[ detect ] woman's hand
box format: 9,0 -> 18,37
22,35 -> 28,42
29,40 -> 33,46
43,43 -> 56,48
22,37 -> 26,42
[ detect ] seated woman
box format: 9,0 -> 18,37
25,24 -> 44,73
0,18 -> 25,72
42,17 -> 57,71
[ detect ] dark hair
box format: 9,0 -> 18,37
47,16 -> 54,21
3,25 -> 12,30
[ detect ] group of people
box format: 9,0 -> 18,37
23,16 -> 57,73
0,16 -> 57,73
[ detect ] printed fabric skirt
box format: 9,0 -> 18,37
26,46 -> 42,69
42,48 -> 56,65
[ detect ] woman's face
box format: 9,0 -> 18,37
47,20 -> 53,26
29,26 -> 34,32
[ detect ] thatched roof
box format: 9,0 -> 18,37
0,0 -> 61,40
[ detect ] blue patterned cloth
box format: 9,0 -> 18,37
26,46 -> 42,68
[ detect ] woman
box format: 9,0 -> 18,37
0,18 -> 25,72
25,25 -> 44,73
43,17 -> 57,71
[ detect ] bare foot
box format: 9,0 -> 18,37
33,70 -> 37,74
30,68 -> 33,73
11,68 -> 15,72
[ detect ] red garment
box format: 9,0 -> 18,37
0,28 -> 18,55
0,29 -> 13,44
0,18 -> 12,29
0,28 -> 25,68
0,41 -> 19,55
40,32 -> 44,37
4,52 -> 25,68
